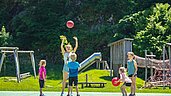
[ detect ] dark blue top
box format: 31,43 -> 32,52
68,61 -> 80,77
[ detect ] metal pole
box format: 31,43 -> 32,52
145,50 -> 147,88
30,52 -> 36,78
163,45 -> 166,89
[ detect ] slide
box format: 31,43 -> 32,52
78,52 -> 102,72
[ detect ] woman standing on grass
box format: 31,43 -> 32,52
60,35 -> 78,96
127,52 -> 138,96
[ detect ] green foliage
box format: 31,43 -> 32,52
0,26 -> 11,46
114,3 -> 171,58
0,0 -> 171,79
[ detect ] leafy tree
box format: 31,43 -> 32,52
0,26 -> 11,46
113,3 -> 171,58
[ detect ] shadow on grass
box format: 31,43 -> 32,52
100,76 -> 113,81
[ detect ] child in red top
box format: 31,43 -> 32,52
39,60 -> 46,96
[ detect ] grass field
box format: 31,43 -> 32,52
0,69 -> 171,93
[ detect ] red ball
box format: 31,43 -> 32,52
112,77 -> 120,86
66,20 -> 74,28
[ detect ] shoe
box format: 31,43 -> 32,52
77,94 -> 80,96
61,93 -> 64,96
129,94 -> 133,96
40,94 -> 45,96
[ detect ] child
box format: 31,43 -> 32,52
39,60 -> 47,96
127,52 -> 138,96
60,36 -> 78,96
115,67 -> 132,96
67,52 -> 80,96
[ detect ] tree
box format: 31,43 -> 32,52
113,3 -> 171,58
0,26 -> 11,46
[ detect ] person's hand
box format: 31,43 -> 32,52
133,73 -> 137,77
73,36 -> 78,41
114,81 -> 118,84
60,35 -> 66,40
44,79 -> 46,82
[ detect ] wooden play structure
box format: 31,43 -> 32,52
108,38 -> 171,88
0,47 -> 36,83
108,38 -> 133,77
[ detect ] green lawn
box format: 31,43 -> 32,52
0,69 -> 171,93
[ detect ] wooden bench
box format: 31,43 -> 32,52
65,82 -> 107,89
66,82 -> 86,88
65,74 -> 107,89
85,82 -> 107,88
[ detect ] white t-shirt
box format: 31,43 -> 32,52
120,73 -> 132,83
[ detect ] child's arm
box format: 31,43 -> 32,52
115,74 -> 125,83
134,60 -> 138,75
73,36 -> 78,52
61,38 -> 65,55
42,71 -> 46,81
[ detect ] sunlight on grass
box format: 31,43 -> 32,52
0,69 -> 171,93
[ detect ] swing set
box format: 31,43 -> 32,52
0,47 -> 36,83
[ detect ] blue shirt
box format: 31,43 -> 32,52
127,60 -> 135,75
68,61 -> 80,77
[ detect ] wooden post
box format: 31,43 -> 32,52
150,52 -> 154,77
0,52 -> 6,72
166,43 -> 171,88
145,50 -> 147,88
110,46 -> 113,77
123,41 -> 126,67
169,44 -> 171,88
30,52 -> 36,78
96,61 -> 98,69
86,74 -> 88,87
163,45 -> 166,89
13,48 -> 20,83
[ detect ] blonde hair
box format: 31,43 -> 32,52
39,60 -> 46,68
127,52 -> 135,59
70,52 -> 77,60
119,67 -> 126,74
65,43 -> 73,50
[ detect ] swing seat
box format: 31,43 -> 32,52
20,72 -> 31,79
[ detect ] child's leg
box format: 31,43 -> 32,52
76,85 -> 79,95
68,86 -> 71,95
120,84 -> 126,96
62,72 -> 68,93
132,76 -> 136,95
39,79 -> 44,95
130,77 -> 134,94
123,86 -> 127,96
40,88 -> 42,95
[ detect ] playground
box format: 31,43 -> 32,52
0,1 -> 171,96
0,91 -> 170,96
0,39 -> 171,95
